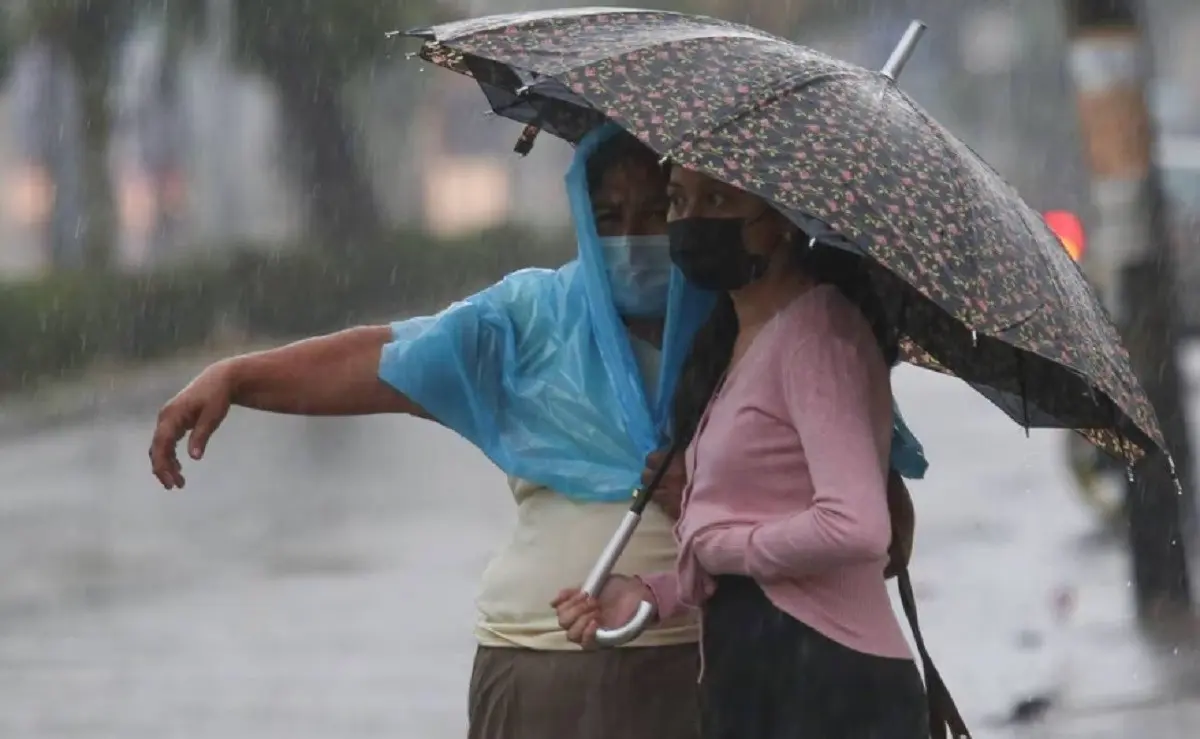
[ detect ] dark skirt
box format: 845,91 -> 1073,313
468,643 -> 701,739
700,576 -> 929,739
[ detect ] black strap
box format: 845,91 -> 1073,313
897,567 -> 971,738
629,438 -> 684,514
513,123 -> 541,156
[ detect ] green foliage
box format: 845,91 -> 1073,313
0,226 -> 571,393
4,0 -> 451,90
128,0 -> 451,84
230,0 -> 444,84
6,1 -> 140,70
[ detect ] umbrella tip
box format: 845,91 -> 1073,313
402,26 -> 436,40
880,19 -> 928,82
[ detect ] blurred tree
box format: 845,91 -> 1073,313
0,17 -> 10,83
213,0 -> 454,248
680,0 -> 815,37
2,0 -> 193,268
3,0 -> 144,268
5,0 -> 454,264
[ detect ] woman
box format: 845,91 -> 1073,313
148,126 -> 707,739
554,165 -> 930,738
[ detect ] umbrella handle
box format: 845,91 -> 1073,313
580,509 -> 656,647
577,443 -> 684,648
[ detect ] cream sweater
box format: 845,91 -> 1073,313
472,337 -> 699,650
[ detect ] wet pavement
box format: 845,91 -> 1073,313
1,350 -> 1199,737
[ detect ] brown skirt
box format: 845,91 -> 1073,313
468,644 -> 701,739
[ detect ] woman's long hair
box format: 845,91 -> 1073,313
671,232 -> 899,447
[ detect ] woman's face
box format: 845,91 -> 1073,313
665,167 -> 789,258
591,157 -> 670,238
590,153 -> 673,322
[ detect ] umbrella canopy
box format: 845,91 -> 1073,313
407,8 -> 1164,464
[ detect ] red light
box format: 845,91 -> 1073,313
1044,210 -> 1086,262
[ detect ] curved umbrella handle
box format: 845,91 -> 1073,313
593,600 -> 656,648
577,442 -> 682,648
580,510 -> 656,648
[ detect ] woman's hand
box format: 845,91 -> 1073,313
149,360 -> 238,490
643,449 -> 687,519
551,575 -> 655,649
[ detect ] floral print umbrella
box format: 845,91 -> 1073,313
407,8 -> 1164,463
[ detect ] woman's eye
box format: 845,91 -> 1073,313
706,192 -> 727,208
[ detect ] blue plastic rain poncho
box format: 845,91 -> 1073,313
379,123 -> 928,503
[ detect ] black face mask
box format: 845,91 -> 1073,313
667,216 -> 770,291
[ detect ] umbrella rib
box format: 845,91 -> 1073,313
992,304 -> 1044,336
653,70 -> 949,302
1016,352 -> 1031,435
660,70 -> 864,159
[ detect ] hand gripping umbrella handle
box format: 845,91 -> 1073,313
578,442 -> 682,648
580,510 -> 657,647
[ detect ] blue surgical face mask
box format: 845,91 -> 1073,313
600,235 -> 673,318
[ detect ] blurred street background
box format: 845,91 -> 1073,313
2,0 -> 1200,737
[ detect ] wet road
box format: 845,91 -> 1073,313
1,357 -> 1199,737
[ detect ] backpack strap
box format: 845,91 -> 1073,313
896,567 -> 971,738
